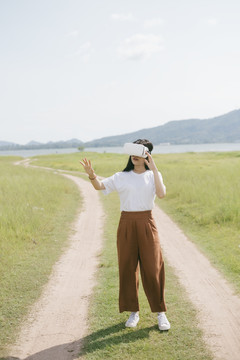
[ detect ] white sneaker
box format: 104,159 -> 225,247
125,312 -> 140,327
158,312 -> 170,331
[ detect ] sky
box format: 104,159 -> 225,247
1,0 -> 240,144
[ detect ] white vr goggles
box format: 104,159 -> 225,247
123,143 -> 149,158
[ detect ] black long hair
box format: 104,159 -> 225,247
122,139 -> 153,172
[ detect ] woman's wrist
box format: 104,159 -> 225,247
89,173 -> 97,180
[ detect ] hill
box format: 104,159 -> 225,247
0,138 -> 83,150
84,109 -> 240,147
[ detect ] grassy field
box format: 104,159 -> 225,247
80,191 -> 213,360
14,150 -> 239,358
154,151 -> 240,292
0,157 -> 81,355
33,151 -> 126,177
34,150 -> 240,292
2,150 -> 237,358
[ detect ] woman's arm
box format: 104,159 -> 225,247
79,158 -> 106,190
145,153 -> 166,199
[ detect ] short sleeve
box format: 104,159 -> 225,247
153,171 -> 166,194
158,171 -> 166,193
101,174 -> 117,195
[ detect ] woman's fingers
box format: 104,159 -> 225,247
84,158 -> 91,167
79,158 -> 94,176
146,151 -> 152,159
80,160 -> 88,167
81,158 -> 89,165
145,151 -> 158,171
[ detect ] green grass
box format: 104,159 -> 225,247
33,151 -> 126,177
34,151 -> 240,292
28,150 -> 239,358
0,157 -> 81,355
80,191 -> 213,360
153,151 -> 240,292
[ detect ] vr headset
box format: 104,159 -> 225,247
123,143 -> 148,158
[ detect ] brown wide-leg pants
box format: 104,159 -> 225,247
117,210 -> 167,313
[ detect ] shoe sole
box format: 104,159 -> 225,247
125,324 -> 138,328
158,325 -> 170,331
125,319 -> 140,328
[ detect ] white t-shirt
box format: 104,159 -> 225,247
102,170 -> 166,211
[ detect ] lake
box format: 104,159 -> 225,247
1,143 -> 240,158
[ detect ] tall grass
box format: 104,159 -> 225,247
0,157 -> 81,355
154,151 -> 240,291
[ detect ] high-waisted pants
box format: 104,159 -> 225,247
117,210 -> 167,313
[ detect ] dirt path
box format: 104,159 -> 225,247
153,206 -> 240,360
9,160 -> 240,360
10,169 -> 104,360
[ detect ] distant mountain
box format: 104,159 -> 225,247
0,138 -> 83,150
84,109 -> 240,147
0,140 -> 16,147
26,140 -> 42,146
1,109 -> 240,151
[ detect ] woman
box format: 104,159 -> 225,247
80,139 -> 170,331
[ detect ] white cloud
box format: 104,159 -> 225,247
65,30 -> 79,37
117,34 -> 164,61
76,41 -> 92,52
111,13 -> 136,22
207,17 -> 218,26
76,42 -> 93,62
144,18 -> 164,28
67,41 -> 93,62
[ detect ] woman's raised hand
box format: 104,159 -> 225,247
79,158 -> 94,176
144,152 -> 158,172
